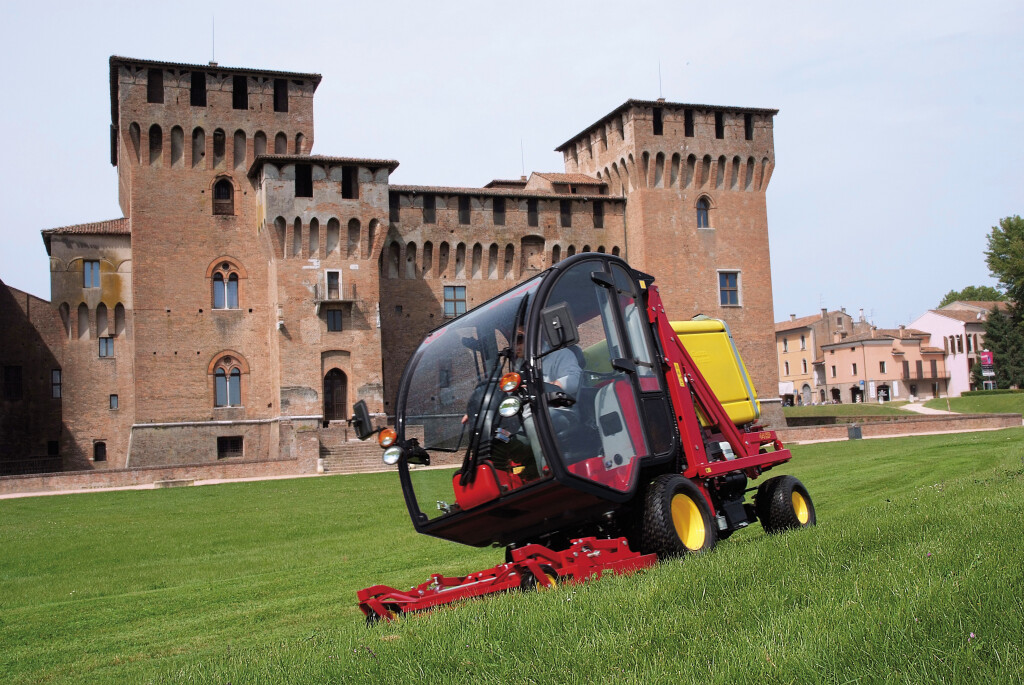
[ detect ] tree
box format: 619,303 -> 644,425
970,361 -> 984,390
981,304 -> 1024,389
985,215 -> 1024,304
938,285 -> 1005,308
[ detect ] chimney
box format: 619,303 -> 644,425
841,307 -> 847,313
790,314 -> 796,321
859,308 -> 865,322
821,308 -> 827,318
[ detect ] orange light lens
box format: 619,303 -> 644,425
500,372 -> 522,393
378,428 -> 397,448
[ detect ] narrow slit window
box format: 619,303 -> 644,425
528,199 -> 538,227
423,194 -> 436,224
653,107 -> 663,135
295,164 -> 313,197
147,69 -> 163,103
232,75 -> 248,110
341,167 -> 358,199
684,109 -> 694,137
715,112 -> 724,139
744,113 -> 753,140
190,71 -> 206,106
493,197 -> 505,226
560,200 -> 571,228
593,200 -> 604,229
273,78 -> 288,112
459,196 -> 471,224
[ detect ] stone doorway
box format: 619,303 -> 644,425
324,368 -> 348,422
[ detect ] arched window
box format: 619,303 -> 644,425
129,123 -> 141,163
212,128 -> 225,168
171,126 -> 184,168
233,129 -> 246,170
254,131 -> 267,157
192,127 -> 205,168
210,261 -> 242,309
274,132 -> 288,154
148,124 -> 162,166
211,354 -> 247,407
696,197 -> 710,228
213,179 -> 234,215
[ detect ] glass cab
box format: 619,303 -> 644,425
393,254 -> 677,548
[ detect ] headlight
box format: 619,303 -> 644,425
382,446 -> 403,465
378,428 -> 397,448
498,396 -> 522,418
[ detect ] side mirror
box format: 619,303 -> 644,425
540,302 -> 579,349
349,400 -> 376,440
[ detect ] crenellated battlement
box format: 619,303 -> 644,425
556,99 -> 776,194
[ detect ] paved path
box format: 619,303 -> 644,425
901,402 -> 956,415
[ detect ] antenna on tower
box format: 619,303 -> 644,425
658,59 -> 662,99
211,15 -> 216,64
520,139 -> 525,179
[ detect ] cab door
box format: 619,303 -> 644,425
536,258 -> 650,494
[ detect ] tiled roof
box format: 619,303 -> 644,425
41,218 -> 130,255
944,300 -> 1009,311
556,98 -> 780,152
248,154 -> 400,177
532,172 -> 605,185
388,184 -> 623,201
484,179 -> 528,188
929,309 -> 989,323
42,218 -> 130,236
775,313 -> 821,333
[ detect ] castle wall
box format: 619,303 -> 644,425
378,190 -> 626,409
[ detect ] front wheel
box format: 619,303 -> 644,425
642,474 -> 718,558
756,475 -> 816,534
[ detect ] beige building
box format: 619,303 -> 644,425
775,308 -> 865,405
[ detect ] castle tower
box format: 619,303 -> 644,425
556,100 -> 782,422
108,57 -> 323,466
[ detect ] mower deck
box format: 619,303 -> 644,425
357,536 -> 656,623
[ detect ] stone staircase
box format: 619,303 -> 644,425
319,432 -> 392,474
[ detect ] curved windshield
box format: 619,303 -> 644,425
399,278 -> 546,519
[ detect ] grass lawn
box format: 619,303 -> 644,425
783,401 -> 911,418
925,393 -> 1024,415
3,428 -> 1024,683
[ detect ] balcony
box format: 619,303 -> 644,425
313,278 -> 358,314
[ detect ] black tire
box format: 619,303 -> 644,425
642,474 -> 718,558
756,475 -> 816,534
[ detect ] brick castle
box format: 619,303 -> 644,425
1,55 -> 782,476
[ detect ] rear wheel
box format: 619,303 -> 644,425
642,474 -> 718,558
756,475 -> 816,533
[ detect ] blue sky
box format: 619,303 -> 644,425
1,0 -> 1021,327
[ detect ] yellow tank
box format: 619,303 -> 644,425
671,317 -> 760,426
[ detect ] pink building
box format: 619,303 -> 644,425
911,301 -> 1006,396
818,327 -> 948,403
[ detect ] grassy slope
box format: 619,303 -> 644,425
783,401 -> 911,418
924,394 -> 1024,415
2,429 -> 1024,683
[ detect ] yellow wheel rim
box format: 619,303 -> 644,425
543,573 -> 558,589
670,493 -> 706,550
792,491 -> 810,524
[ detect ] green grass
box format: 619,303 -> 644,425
925,393 -> 1024,415
783,401 -> 911,418
3,429 -> 1024,683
